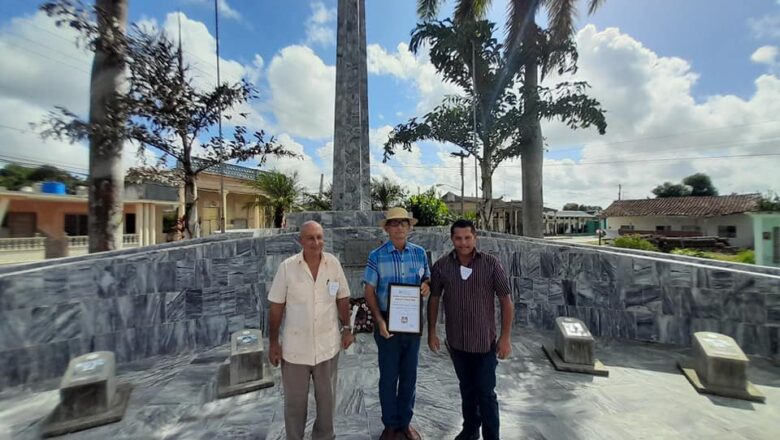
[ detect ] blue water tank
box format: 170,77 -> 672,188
41,181 -> 67,194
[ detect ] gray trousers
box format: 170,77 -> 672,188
281,353 -> 339,440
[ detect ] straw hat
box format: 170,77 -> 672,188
378,207 -> 418,227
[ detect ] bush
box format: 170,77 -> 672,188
734,249 -> 755,264
613,235 -> 659,252
670,248 -> 706,258
405,188 -> 450,226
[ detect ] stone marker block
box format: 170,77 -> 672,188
217,329 -> 274,398
230,329 -> 264,385
41,352 -> 132,437
59,352 -> 116,418
693,332 -> 747,389
678,332 -> 765,402
554,317 -> 595,365
543,317 -> 608,376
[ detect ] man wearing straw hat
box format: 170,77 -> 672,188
363,207 -> 431,440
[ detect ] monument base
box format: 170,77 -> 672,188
216,359 -> 274,399
41,383 -> 132,438
542,344 -> 609,377
677,361 -> 765,403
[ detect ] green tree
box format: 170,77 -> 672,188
303,184 -> 332,211
682,173 -> 718,196
416,0 -> 608,237
652,182 -> 692,198
246,170 -> 304,228
0,164 -> 86,193
759,191 -> 780,211
406,187 -> 451,226
384,19 -> 605,230
39,1 -> 295,240
371,177 -> 408,211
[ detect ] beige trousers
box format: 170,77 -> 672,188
281,353 -> 339,440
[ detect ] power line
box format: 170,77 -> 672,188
2,39 -> 90,74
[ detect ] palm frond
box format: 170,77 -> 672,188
587,0 -> 606,15
544,0 -> 577,44
454,0 -> 492,23
417,0 -> 446,21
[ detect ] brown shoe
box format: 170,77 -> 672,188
401,425 -> 422,440
379,427 -> 397,440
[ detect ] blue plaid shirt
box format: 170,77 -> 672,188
363,240 -> 431,312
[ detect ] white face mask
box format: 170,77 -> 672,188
460,265 -> 473,280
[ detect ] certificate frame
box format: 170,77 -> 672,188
387,283 -> 423,335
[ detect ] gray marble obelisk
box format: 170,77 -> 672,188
332,0 -> 370,211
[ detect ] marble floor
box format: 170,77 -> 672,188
1,329 -> 779,440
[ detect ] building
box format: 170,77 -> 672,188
551,210 -> 598,235
599,194 -> 763,248
0,183 -> 178,264
749,212 -> 780,267
440,191 -> 557,235
180,159 -> 272,235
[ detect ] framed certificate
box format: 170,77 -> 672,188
387,283 -> 422,335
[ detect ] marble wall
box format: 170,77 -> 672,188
1,227 -> 779,389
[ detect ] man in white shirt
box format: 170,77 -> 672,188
268,221 -> 353,440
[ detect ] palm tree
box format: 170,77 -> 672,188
417,0 -> 606,237
371,177 -> 408,211
246,170 -> 304,228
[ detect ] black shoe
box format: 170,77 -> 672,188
454,430 -> 479,440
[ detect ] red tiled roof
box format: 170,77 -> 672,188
599,194 -> 762,218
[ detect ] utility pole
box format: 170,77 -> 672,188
618,184 -> 622,201
214,0 -> 225,234
319,173 -> 324,195
451,151 -> 469,216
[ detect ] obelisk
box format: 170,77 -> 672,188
332,0 -> 370,211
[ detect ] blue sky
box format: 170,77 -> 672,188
1,0 -> 779,208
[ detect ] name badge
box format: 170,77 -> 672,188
460,266 -> 472,281
328,281 -> 340,297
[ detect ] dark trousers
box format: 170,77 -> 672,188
449,345 -> 499,440
374,330 -> 420,429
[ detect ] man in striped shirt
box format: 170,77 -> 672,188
364,207 -> 431,440
429,219 -> 513,440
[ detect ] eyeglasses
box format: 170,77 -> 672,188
385,220 -> 409,227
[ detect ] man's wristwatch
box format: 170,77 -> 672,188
340,324 -> 351,334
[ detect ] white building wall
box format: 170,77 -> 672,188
605,214 -> 754,248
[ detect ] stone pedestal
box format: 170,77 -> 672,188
543,317 -> 608,376
41,352 -> 132,437
678,332 -> 765,402
217,329 -> 274,398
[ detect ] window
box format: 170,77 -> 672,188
655,225 -> 671,231
125,213 -> 136,234
619,225 -> 634,230
717,225 -> 737,238
64,214 -> 88,236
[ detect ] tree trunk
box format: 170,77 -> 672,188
478,153 -> 494,231
521,35 -> 545,239
182,169 -> 200,239
87,0 -> 127,252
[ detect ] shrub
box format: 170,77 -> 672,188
405,188 -> 450,226
613,235 -> 659,252
734,249 -> 755,264
670,248 -> 706,258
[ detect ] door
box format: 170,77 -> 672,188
8,212 -> 36,237
202,207 -> 219,236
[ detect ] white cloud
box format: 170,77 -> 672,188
749,13 -> 780,40
367,42 -> 462,114
305,2 -> 337,47
184,0 -> 241,21
266,45 -> 335,139
261,133 -> 324,192
751,45 -> 778,65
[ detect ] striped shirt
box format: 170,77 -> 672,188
430,249 -> 512,353
363,240 -> 431,312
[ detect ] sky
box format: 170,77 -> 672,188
0,0 -> 779,210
